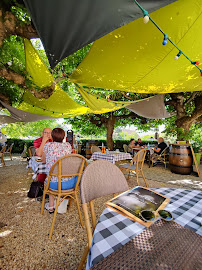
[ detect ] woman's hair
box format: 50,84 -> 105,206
51,128 -> 65,142
130,138 -> 134,143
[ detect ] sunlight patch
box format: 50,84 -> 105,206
0,230 -> 12,237
168,179 -> 202,188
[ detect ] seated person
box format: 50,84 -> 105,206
34,128 -> 52,183
41,128 -> 72,213
151,137 -> 167,163
128,138 -> 135,153
0,130 -> 7,151
135,138 -> 144,147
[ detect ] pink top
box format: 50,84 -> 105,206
43,142 -> 72,183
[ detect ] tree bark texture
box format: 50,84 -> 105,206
0,9 -> 38,47
105,114 -> 116,150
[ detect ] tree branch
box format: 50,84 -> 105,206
184,91 -> 200,105
0,67 -> 54,99
0,10 -> 38,46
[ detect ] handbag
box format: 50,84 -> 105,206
27,181 -> 44,198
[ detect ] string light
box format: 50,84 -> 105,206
133,0 -> 201,77
174,51 -> 182,60
191,61 -> 200,65
162,34 -> 168,45
143,10 -> 149,24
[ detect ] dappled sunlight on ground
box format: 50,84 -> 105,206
168,179 -> 202,189
0,155 -> 201,269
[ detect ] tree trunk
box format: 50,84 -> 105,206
106,114 -> 115,150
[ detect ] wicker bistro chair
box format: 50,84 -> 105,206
123,144 -> 128,153
26,146 -> 36,176
119,149 -> 148,187
41,154 -> 87,239
78,160 -> 129,270
28,146 -> 36,157
91,145 -> 102,154
4,143 -> 14,160
151,146 -> 169,168
0,145 -> 7,166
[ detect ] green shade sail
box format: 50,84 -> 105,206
70,0 -> 202,93
23,0 -> 176,68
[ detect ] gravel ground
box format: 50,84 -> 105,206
0,155 -> 201,270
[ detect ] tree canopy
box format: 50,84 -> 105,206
0,0 -> 201,147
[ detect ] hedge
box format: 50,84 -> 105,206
6,138 -> 158,154
7,138 -> 34,154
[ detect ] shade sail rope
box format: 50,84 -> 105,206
133,0 -> 202,75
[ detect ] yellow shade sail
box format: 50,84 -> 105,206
70,0 -> 202,93
18,39 -> 134,117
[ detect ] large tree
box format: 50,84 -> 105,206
0,1 -> 201,147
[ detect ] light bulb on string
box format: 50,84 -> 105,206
162,34 -> 168,45
200,70 -> 202,77
191,61 -> 200,65
143,10 -> 149,24
174,51 -> 182,60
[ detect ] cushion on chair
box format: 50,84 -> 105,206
121,164 -> 137,170
49,176 -> 78,190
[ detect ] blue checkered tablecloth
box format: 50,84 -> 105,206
86,188 -> 202,269
90,152 -> 132,164
26,156 -> 47,180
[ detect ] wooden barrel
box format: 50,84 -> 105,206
169,144 -> 193,175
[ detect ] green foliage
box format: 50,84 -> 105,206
10,4 -> 31,24
118,131 -> 139,140
1,120 -> 62,139
7,138 -> 33,153
191,125 -> 202,152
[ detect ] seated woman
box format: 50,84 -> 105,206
128,138 -> 135,154
41,128 -> 73,213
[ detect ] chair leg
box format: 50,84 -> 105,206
127,170 -> 131,180
136,173 -> 140,186
1,156 -> 5,167
77,244 -> 89,270
26,167 -> 31,176
10,153 -> 12,160
41,194 -> 46,215
141,170 -> 148,187
75,192 -> 84,227
49,195 -> 61,239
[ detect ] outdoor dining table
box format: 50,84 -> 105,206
86,187 -> 202,270
132,147 -> 154,168
26,156 -> 47,180
90,151 -> 132,164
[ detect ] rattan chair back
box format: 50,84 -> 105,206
123,144 -> 128,153
4,143 -> 14,160
0,145 -> 7,166
78,160 -> 129,270
151,146 -> 169,168
41,154 -> 87,239
28,146 -> 35,157
81,160 -> 129,204
119,149 -> 147,187
91,145 -> 101,154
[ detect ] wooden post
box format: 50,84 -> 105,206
190,145 -> 200,177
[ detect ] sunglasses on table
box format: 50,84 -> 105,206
139,209 -> 173,222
